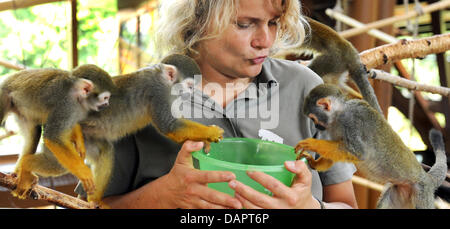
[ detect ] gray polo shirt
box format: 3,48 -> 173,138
96,58 -> 356,201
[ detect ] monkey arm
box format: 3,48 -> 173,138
70,124 -> 86,159
297,150 -> 335,171
295,138 -> 360,171
43,109 -> 95,196
166,119 -> 224,152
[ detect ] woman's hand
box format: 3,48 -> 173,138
228,160 -> 321,209
161,140 -> 243,209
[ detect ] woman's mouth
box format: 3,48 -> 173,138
250,56 -> 267,64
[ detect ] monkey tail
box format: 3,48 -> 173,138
427,128 -> 448,190
348,64 -> 383,114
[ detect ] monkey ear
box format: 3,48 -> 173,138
162,64 -> 178,83
74,78 -> 94,99
317,98 -> 331,111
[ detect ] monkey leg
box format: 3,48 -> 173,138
11,155 -> 38,199
295,138 -> 360,164
297,151 -> 335,172
70,124 -> 86,160
166,119 -> 224,151
25,146 -> 68,177
44,138 -> 95,196
85,140 -> 113,208
11,125 -> 41,199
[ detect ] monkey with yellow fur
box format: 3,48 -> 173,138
0,67 -> 111,199
27,56 -> 223,206
276,17 -> 382,113
296,84 -> 447,209
76,61 -> 222,204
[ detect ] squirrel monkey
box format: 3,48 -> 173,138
277,17 -> 382,113
30,58 -> 223,205
0,67 -> 111,199
296,84 -> 447,209
78,58 -> 223,204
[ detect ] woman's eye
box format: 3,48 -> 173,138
236,22 -> 250,29
269,19 -> 279,26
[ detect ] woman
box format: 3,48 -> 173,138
100,0 -> 358,209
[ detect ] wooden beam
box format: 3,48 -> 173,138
340,0 -> 450,39
0,59 -> 25,71
352,176 -> 383,192
0,0 -> 63,12
325,8 -> 398,44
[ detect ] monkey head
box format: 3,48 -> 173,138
72,78 -> 111,112
303,84 -> 345,131
161,54 -> 201,80
138,64 -> 180,86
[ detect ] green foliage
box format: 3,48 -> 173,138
76,0 -> 118,74
0,2 -> 69,75
0,0 -> 119,75
77,0 -> 117,71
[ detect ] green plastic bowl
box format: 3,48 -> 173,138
192,138 -> 305,196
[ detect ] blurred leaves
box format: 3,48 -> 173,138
0,0 -> 119,76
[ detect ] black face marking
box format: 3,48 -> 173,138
315,124 -> 326,131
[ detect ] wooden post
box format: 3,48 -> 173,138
348,0 -> 379,209
373,0 -> 395,118
429,0 -> 450,155
70,0 -> 78,69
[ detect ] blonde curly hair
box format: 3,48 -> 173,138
155,0 -> 308,57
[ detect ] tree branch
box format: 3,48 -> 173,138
359,34 -> 450,97
0,172 -> 97,209
360,34 -> 450,69
370,69 -> 450,97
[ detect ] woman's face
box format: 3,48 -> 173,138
197,0 -> 282,80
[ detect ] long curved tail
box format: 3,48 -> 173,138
349,64 -> 383,114
428,128 -> 448,190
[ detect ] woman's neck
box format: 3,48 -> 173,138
198,72 -> 253,108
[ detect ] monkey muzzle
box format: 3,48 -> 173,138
94,91 -> 111,111
308,113 -> 327,131
96,102 -> 109,111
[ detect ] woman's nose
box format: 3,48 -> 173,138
251,25 -> 274,49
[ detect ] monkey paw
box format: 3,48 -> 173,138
296,150 -> 314,162
205,125 -> 224,143
11,175 -> 38,199
80,178 -> 96,196
295,138 -> 319,153
87,196 -> 110,208
75,144 -> 86,160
